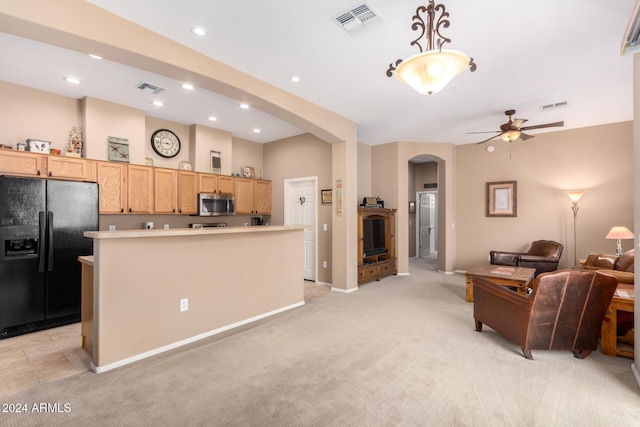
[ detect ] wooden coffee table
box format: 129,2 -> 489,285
465,264 -> 536,302
601,283 -> 634,358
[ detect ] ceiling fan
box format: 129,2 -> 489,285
470,110 -> 564,144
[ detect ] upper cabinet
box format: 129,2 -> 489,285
46,156 -> 95,181
0,150 -> 95,181
217,175 -> 234,195
128,165 -> 154,214
254,180 -> 272,215
96,161 -> 127,214
154,168 -> 177,214
234,177 -> 272,215
0,150 -> 45,177
178,171 -> 198,215
0,150 -> 271,217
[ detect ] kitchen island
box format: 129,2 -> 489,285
83,225 -> 305,373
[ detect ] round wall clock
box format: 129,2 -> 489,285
151,129 -> 181,158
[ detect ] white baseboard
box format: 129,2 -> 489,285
315,281 -> 332,287
396,272 -> 410,276
91,300 -> 305,374
632,363 -> 640,389
331,286 -> 358,293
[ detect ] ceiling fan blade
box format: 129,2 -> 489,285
512,118 -> 528,128
519,132 -> 535,141
475,133 -> 502,145
520,121 -> 564,131
467,131 -> 501,135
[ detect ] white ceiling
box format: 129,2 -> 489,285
0,0 -> 636,145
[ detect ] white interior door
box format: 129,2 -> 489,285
418,192 -> 437,257
284,178 -> 317,281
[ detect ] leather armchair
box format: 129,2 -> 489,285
473,269 -> 617,360
490,240 -> 563,277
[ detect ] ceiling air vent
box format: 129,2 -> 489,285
332,2 -> 383,36
540,101 -> 568,112
136,82 -> 165,94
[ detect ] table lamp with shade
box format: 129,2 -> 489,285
605,226 -> 634,256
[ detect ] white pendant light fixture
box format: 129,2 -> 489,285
387,0 -> 476,95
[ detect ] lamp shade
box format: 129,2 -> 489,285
395,49 -> 471,95
564,191 -> 585,204
605,226 -> 634,240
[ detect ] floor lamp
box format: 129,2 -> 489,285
565,191 -> 585,266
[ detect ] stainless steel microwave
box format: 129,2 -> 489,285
197,193 -> 235,216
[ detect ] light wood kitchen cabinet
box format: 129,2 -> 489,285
217,175 -> 234,195
154,168 -> 178,214
234,178 -> 272,215
0,149 -> 45,177
234,177 -> 254,215
46,156 -> 95,181
198,173 -> 217,193
254,179 -> 272,215
128,165 -> 153,214
96,161 -> 127,214
178,171 -> 198,214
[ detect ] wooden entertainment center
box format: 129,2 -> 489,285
357,207 -> 397,285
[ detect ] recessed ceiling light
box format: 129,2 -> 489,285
207,116 -> 217,121
152,101 -> 164,107
191,26 -> 206,36
240,103 -> 250,110
291,76 -> 300,83
253,128 -> 261,133
64,77 -> 80,84
182,83 -> 194,90
88,54 -> 102,60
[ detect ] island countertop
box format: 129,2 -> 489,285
84,225 -> 305,239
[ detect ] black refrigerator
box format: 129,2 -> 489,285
0,176 -> 98,339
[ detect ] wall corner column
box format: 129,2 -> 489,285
331,137 -> 358,291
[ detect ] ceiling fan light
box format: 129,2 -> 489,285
395,49 -> 470,95
501,130 -> 521,142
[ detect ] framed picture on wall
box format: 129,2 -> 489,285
486,181 -> 517,217
321,189 -> 332,204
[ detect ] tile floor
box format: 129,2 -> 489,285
0,323 -> 90,399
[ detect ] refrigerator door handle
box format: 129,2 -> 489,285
47,211 -> 54,271
38,211 -> 46,272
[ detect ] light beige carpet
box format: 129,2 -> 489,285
2,259 -> 639,426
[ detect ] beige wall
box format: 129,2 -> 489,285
358,142 -> 372,201
263,133 -> 333,283
455,121 -> 633,271
188,124 -> 233,175
0,81 -> 81,152
231,137 -> 263,178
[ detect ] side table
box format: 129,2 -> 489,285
601,283 -> 634,358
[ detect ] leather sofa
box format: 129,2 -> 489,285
490,240 -> 563,277
473,269 -> 618,360
580,249 -> 634,284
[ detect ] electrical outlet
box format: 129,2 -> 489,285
323,224 -> 328,231
323,261 -> 328,268
108,225 -> 116,231
180,298 -> 189,312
